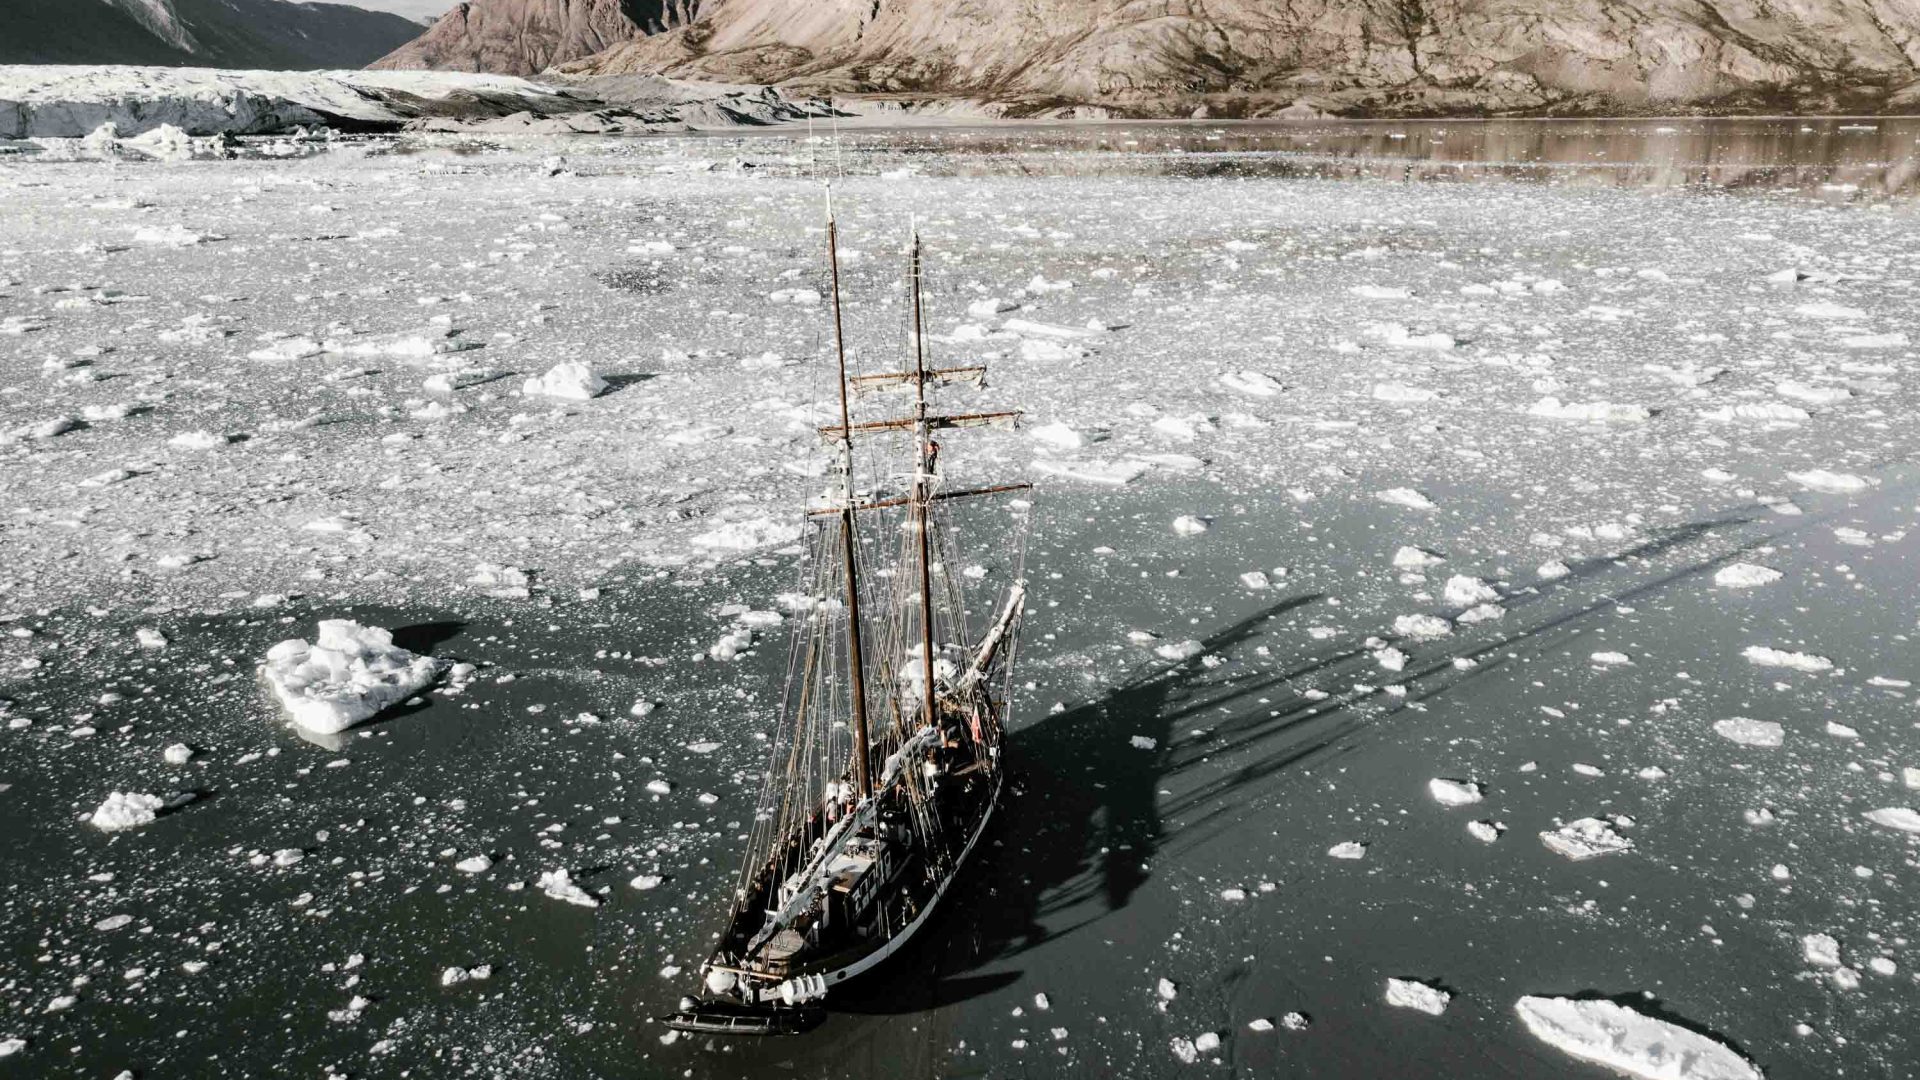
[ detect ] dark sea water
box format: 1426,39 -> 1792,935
1,118 -> 1916,1080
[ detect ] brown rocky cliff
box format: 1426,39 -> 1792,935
369,0 -> 700,75
553,0 -> 1920,115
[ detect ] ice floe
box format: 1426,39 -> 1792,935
535,869 -> 598,908
89,792 -> 164,832
1713,563 -> 1781,589
523,362 -> 608,401
1384,978 -> 1450,1015
1428,778 -> 1483,807
1513,996 -> 1761,1080
259,621 -> 444,736
1713,718 -> 1784,748
1540,817 -> 1633,860
1741,646 -> 1832,673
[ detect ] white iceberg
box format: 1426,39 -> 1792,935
523,361 -> 608,401
1540,817 -> 1633,860
1385,978 -> 1451,1015
1713,563 -> 1781,589
1713,718 -> 1784,748
1513,996 -> 1761,1080
90,792 -> 165,832
260,621 -> 444,735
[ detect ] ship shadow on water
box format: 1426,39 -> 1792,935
826,509 -> 1807,1027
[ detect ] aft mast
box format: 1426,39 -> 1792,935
825,186 -> 874,798
909,225 -> 939,732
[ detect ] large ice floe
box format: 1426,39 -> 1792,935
1514,996 -> 1762,1080
259,621 -> 444,735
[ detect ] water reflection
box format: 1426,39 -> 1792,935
797,117 -> 1920,200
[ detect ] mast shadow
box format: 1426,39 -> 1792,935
835,505 -> 1830,1019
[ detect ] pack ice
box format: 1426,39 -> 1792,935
260,621 -> 445,735
1514,996 -> 1762,1080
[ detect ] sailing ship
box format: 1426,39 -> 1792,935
665,196 -> 1032,1036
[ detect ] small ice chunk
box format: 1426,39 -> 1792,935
689,517 -> 802,552
1327,841 -> 1368,860
1154,640 -> 1204,662
162,743 -> 193,765
1591,651 -> 1632,666
1375,488 -> 1437,510
522,362 -> 608,401
1467,820 -> 1505,843
1393,614 -> 1452,640
630,874 -> 664,890
1248,1018 -> 1274,1032
169,430 -> 230,450
1862,807 -> 1920,834
1713,718 -> 1784,748
1218,370 -> 1283,397
1033,458 -> 1150,486
1787,469 -> 1872,494
1513,996 -> 1762,1080
468,563 -> 530,598
1130,735 -> 1158,750
1802,933 -> 1841,968
1741,646 -> 1831,673
1428,778 -> 1483,807
1373,382 -> 1439,403
1171,515 -> 1210,536
1443,576 -> 1498,607
1385,978 -> 1450,1015
1281,1012 -> 1310,1031
95,914 -> 135,932
1028,422 -> 1086,450
442,966 -> 471,986
135,628 -> 168,650
1528,397 -> 1650,423
1157,978 -> 1179,1001
1392,546 -> 1444,569
1714,563 -> 1781,588
1539,817 -> 1633,860
535,869 -> 599,908
90,792 -> 164,832
1537,560 -> 1570,581
1169,1036 -> 1199,1064
455,854 -> 493,874
1238,571 -> 1270,590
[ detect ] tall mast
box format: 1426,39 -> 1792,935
826,187 -> 873,799
910,226 -> 938,732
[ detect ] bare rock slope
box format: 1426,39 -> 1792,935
0,0 -> 424,69
369,0 -> 700,75
557,0 -> 1920,116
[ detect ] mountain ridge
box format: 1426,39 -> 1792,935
0,0 -> 424,69
368,0 -> 702,75
551,0 -> 1920,117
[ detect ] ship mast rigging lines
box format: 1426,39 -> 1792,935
664,191 -> 1031,1036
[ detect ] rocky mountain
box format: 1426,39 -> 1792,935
0,0 -> 424,69
557,0 -> 1920,116
368,0 -> 700,75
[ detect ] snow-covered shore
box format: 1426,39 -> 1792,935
0,65 -> 830,139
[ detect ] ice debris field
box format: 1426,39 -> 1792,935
0,123 -> 1917,1079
